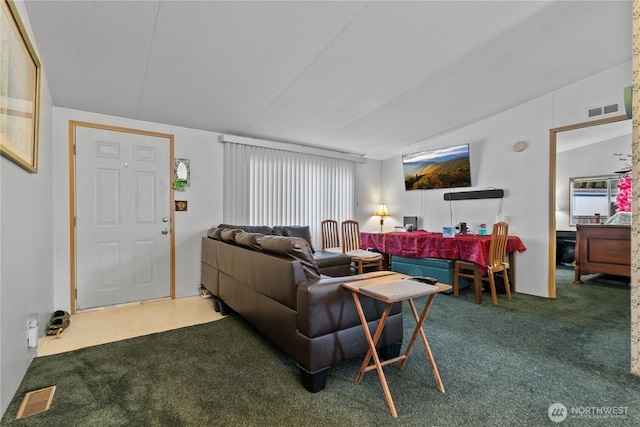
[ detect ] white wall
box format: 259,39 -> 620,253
356,159 -> 384,231
383,96 -> 552,297
552,61 -> 630,128
48,108 -> 391,312
556,135 -> 631,231
381,60 -> 631,298
50,110 -> 384,310
0,2 -> 55,415
51,108 -> 224,311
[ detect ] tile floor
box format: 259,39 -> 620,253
37,296 -> 224,357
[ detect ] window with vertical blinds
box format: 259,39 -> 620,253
223,142 -> 356,249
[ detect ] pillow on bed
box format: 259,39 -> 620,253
260,235 -> 320,280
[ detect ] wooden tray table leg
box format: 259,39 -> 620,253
351,293 -> 398,418
400,296 -> 445,394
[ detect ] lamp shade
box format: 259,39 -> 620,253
374,204 -> 390,217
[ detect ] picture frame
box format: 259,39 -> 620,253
1,0 -> 41,173
175,200 -> 188,212
174,158 -> 190,186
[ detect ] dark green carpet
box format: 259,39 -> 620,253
2,267 -> 639,426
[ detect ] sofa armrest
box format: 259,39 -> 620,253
296,271 -> 401,338
303,271 -> 396,287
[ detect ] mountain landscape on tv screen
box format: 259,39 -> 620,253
403,144 -> 471,190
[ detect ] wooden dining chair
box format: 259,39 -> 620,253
341,220 -> 383,274
453,222 -> 511,304
321,219 -> 343,253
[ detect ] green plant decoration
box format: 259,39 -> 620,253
172,179 -> 189,192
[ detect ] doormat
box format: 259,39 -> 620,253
15,385 -> 56,419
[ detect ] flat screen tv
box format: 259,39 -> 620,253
402,143 -> 471,191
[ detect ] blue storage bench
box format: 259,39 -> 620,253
390,256 -> 469,294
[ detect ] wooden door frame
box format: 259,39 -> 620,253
548,114 -> 628,298
68,120 -> 176,313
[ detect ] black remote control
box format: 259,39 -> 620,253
407,276 -> 438,285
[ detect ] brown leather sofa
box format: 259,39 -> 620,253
201,226 -> 403,392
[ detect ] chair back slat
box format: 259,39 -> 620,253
341,220 -> 362,253
321,219 -> 340,251
488,222 -> 509,269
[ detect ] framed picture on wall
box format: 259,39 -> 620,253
1,0 -> 41,173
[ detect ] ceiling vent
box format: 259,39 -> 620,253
587,102 -> 620,118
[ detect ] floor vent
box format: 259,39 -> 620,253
16,386 -> 56,419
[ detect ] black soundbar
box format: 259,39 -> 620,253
443,189 -> 504,201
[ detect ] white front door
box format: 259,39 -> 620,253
74,124 -> 173,310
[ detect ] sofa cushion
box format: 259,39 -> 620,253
273,225 -> 315,252
218,224 -> 273,235
260,235 -> 320,280
235,232 -> 264,251
313,250 -> 350,267
346,249 -> 382,261
313,250 -> 352,277
220,228 -> 244,244
207,227 -> 223,241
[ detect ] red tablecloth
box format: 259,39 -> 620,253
360,230 -> 526,272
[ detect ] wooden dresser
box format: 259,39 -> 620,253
573,224 -> 630,283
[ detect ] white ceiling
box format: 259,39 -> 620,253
23,1 -> 632,160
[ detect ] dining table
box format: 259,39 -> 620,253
360,230 -> 527,287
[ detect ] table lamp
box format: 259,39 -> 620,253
374,203 -> 390,232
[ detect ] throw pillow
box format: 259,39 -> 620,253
234,232 -> 264,251
220,228 -> 244,244
218,224 -> 273,235
260,235 -> 320,280
273,225 -> 315,253
207,227 -> 223,241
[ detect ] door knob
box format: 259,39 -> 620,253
162,217 -> 169,223
161,228 -> 169,235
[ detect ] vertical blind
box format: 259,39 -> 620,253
223,142 -> 356,248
